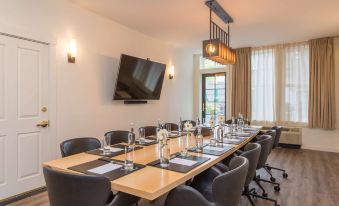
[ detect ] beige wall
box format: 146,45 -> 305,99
0,0 -> 194,157
301,37 -> 339,153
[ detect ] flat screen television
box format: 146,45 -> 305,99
113,54 -> 166,100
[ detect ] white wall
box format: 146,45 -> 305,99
301,37 -> 339,153
0,0 -> 194,157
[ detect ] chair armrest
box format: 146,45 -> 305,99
165,185 -> 213,206
108,192 -> 139,206
214,163 -> 229,173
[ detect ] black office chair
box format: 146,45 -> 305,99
252,135 -> 280,205
105,130 -> 129,145
214,143 -> 265,206
139,126 -> 157,137
265,126 -> 288,179
163,123 -> 179,131
43,167 -> 139,206
60,137 -> 101,157
165,156 -> 249,206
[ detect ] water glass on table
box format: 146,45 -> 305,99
124,146 -> 134,170
139,127 -> 145,144
102,137 -> 111,155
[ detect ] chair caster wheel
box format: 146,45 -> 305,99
270,177 -> 276,182
263,192 -> 268,197
267,167 -> 272,171
283,173 -> 288,178
274,186 -> 280,191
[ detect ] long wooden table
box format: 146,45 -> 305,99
43,128 -> 260,200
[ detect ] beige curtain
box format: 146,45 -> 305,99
231,47 -> 252,120
308,37 -> 336,129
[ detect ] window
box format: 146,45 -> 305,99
251,47 -> 276,122
251,43 -> 309,125
282,43 -> 309,123
200,57 -> 224,69
202,73 -> 226,123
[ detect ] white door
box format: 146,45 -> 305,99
0,34 -> 52,199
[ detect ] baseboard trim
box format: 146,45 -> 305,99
0,186 -> 46,205
301,146 -> 339,153
278,143 -> 301,149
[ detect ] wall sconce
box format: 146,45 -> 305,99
169,65 -> 174,79
67,39 -> 77,63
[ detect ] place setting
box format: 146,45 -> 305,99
86,131 -> 143,157
68,151 -> 145,181
147,125 -> 210,173
69,132 -> 145,181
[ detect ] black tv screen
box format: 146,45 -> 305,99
113,54 -> 166,100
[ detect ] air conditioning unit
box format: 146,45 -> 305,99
262,126 -> 302,148
280,127 -> 302,147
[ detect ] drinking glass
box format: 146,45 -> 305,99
102,137 -> 111,155
166,124 -> 171,133
196,128 -> 204,152
139,127 -> 145,144
124,146 -> 134,170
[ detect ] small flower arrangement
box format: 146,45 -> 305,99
184,121 -> 193,131
218,115 -> 225,124
210,118 -> 215,128
157,129 -> 169,142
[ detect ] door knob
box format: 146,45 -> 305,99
37,120 -> 49,128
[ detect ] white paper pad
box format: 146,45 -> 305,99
108,147 -> 124,153
236,132 -> 251,136
170,158 -> 197,166
204,146 -> 225,152
223,138 -> 241,143
139,139 -> 154,143
88,163 -> 122,174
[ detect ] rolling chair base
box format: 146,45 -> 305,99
265,164 -> 288,182
243,186 -> 279,206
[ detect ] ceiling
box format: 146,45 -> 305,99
69,0 -> 339,51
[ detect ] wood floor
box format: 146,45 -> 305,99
6,148 -> 339,206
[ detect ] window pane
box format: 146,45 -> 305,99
205,90 -> 215,102
251,48 -> 276,122
205,77 -> 215,89
283,43 -> 309,123
205,102 -> 216,114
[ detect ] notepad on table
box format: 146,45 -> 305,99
88,163 -> 122,174
204,146 -> 225,152
170,158 -> 197,166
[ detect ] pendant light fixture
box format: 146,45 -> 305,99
202,0 -> 236,65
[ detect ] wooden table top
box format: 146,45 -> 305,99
43,128 -> 261,200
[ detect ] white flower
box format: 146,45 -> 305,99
157,129 -> 169,141
218,115 -> 225,124
210,118 -> 215,128
184,121 -> 193,131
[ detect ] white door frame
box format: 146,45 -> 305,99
0,24 -> 58,193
